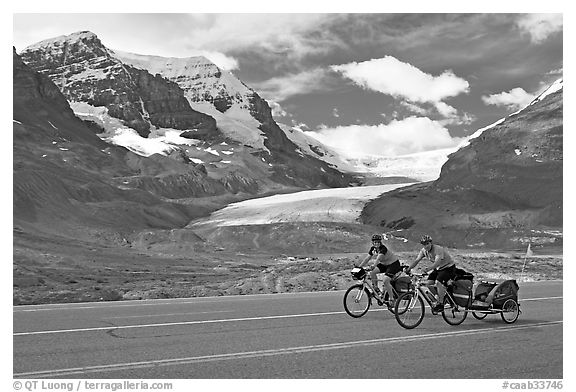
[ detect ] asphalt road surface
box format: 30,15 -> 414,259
13,280 -> 562,379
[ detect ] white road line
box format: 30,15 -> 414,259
12,292 -> 335,312
14,320 -> 562,378
12,310 -> 351,336
105,310 -> 233,319
13,296 -> 562,337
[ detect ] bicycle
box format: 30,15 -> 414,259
394,271 -> 468,329
343,266 -> 411,318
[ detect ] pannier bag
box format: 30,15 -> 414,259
393,276 -> 412,293
486,279 -> 519,308
351,267 -> 366,280
451,279 -> 473,307
454,267 -> 474,281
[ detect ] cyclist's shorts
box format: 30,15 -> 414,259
428,264 -> 456,285
376,260 -> 402,277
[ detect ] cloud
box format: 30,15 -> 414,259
482,88 -> 536,110
251,68 -> 331,102
195,51 -> 239,71
331,56 -> 470,123
399,102 -> 429,116
332,108 -> 340,118
516,14 -> 563,44
331,56 -> 469,103
183,14 -> 333,56
268,101 -> 289,118
305,117 -> 463,158
547,67 -> 563,75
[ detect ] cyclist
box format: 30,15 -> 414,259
355,234 -> 402,306
406,235 -> 456,313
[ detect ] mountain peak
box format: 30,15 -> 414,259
530,78 -> 563,106
23,30 -> 100,51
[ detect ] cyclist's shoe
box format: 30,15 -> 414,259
431,303 -> 444,314
385,299 -> 395,310
373,290 -> 384,306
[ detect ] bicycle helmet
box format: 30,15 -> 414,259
420,234 -> 432,245
371,234 -> 382,242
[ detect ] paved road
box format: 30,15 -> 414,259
13,281 -> 562,379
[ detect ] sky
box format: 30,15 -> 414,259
12,9 -> 564,158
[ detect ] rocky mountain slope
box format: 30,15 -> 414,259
19,32 -> 218,139
13,47 -> 267,242
361,80 -> 563,250
19,31 -> 353,190
114,48 -> 354,188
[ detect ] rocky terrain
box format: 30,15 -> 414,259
14,230 -> 561,305
361,81 -> 563,250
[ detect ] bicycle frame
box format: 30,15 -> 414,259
352,269 -> 402,303
404,274 -> 452,310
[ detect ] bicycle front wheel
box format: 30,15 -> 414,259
395,292 -> 425,329
343,284 -> 371,318
442,297 -> 468,326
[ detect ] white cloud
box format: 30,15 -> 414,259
305,117 -> 463,158
331,56 -> 469,104
547,67 -> 563,75
516,14 -> 563,44
195,51 -> 239,71
268,101 -> 289,118
183,14 -> 331,56
331,56 -> 469,123
399,101 -> 429,115
332,108 -> 340,118
252,68 -> 330,101
482,87 -> 536,110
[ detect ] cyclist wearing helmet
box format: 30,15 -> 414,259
406,234 -> 456,313
355,234 -> 402,305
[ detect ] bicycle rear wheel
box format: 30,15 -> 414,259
394,292 -> 425,329
442,297 -> 468,326
343,284 -> 371,318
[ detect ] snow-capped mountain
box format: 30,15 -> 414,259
20,31 -> 218,139
19,31 -> 354,189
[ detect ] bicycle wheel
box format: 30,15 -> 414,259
472,312 -> 488,320
394,292 -> 411,315
394,292 -> 425,329
442,297 -> 468,326
343,284 -> 372,318
500,299 -> 520,324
